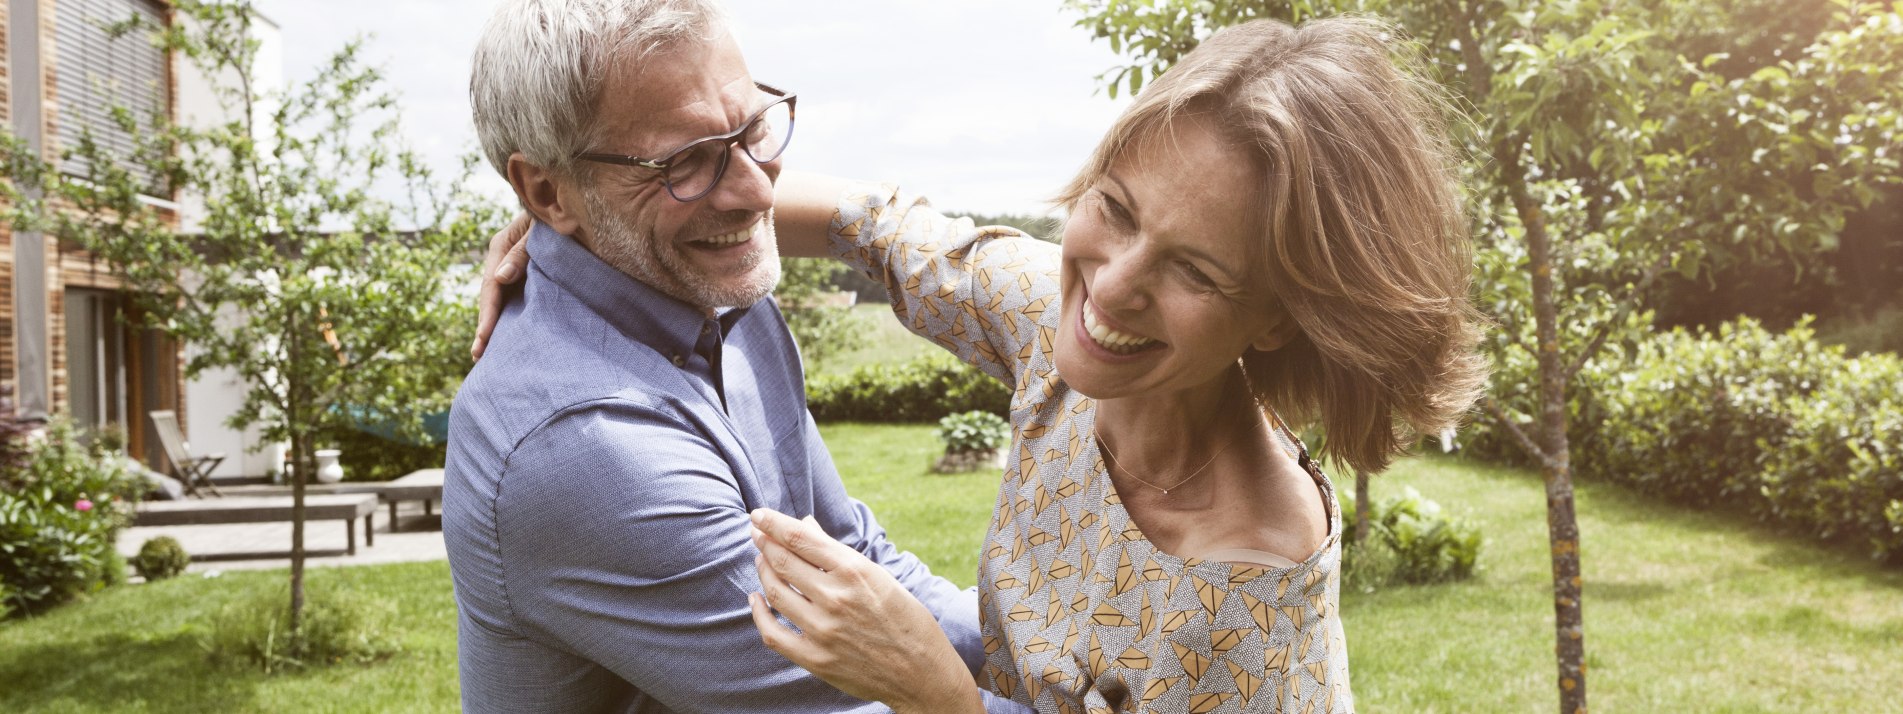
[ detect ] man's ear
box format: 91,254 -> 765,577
506,152 -> 585,237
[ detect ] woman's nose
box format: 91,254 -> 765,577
1090,249 -> 1151,314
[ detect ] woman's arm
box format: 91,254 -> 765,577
773,170 -> 855,258
748,508 -> 987,714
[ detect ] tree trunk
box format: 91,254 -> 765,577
1515,164 -> 1588,714
288,323 -> 307,643
1353,469 -> 1370,546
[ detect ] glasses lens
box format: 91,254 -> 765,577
742,100 -> 794,164
664,139 -> 729,200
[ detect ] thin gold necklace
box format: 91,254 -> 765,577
1096,426 -> 1235,496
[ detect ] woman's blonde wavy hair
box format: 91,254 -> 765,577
1055,16 -> 1489,474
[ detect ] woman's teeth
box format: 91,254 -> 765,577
1083,305 -> 1158,354
697,227 -> 751,246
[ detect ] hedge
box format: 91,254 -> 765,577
806,353 -> 1011,423
1472,318 -> 1903,561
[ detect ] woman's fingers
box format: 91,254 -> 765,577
750,508 -> 852,575
749,592 -> 818,662
471,212 -> 534,362
754,550 -> 817,621
492,213 -> 533,283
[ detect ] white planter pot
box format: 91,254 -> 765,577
314,449 -> 345,484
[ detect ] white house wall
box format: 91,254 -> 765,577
176,10 -> 284,477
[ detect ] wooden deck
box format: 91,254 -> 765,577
134,493 -> 379,557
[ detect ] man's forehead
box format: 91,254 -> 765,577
594,35 -> 755,153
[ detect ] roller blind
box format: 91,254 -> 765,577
53,0 -> 168,194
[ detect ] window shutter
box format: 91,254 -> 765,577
54,0 -> 169,195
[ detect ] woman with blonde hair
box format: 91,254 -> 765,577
746,16 -> 1485,713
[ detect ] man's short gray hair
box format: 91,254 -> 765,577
470,0 -> 726,178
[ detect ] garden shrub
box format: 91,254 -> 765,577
206,579 -> 399,673
1756,354 -> 1903,559
1576,319 -> 1842,507
807,353 -> 1011,422
937,410 -> 1011,453
1339,486 -> 1481,586
1471,317 -> 1903,561
132,536 -> 191,581
0,420 -> 143,616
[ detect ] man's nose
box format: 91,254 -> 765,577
706,147 -> 776,215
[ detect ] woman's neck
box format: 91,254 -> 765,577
1092,367 -> 1258,479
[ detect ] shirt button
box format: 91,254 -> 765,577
671,354 -> 686,367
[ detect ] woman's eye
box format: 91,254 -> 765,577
1096,193 -> 1132,228
1179,262 -> 1213,284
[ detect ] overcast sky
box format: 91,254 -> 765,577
249,0 -> 1132,217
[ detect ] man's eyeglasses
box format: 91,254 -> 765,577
575,82 -> 796,203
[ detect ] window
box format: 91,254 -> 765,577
54,0 -> 168,193
63,288 -> 126,433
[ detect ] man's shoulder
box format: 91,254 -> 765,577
449,312 -> 687,461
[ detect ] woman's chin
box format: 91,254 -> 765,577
1053,343 -> 1144,400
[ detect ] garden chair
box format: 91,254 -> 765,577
149,410 -> 227,498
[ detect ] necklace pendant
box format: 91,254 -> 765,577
1162,489 -> 1169,495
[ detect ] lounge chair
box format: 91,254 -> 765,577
149,410 -> 227,498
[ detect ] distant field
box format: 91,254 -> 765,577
806,302 -> 942,377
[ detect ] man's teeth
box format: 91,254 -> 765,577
697,227 -> 751,246
1083,305 -> 1157,353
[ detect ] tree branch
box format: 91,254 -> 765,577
1562,250 -> 1674,382
1481,396 -> 1557,471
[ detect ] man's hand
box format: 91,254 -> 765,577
471,213 -> 535,361
748,509 -> 984,714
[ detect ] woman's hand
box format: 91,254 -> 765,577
747,509 -> 981,714
470,212 -> 535,362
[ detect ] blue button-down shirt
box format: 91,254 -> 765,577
446,223 -> 1019,713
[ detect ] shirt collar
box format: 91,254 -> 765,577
525,221 -> 754,359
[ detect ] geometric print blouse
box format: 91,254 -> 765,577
829,184 -> 1354,713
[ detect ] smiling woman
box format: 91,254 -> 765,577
747,15 -> 1489,714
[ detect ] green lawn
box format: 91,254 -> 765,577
0,562 -> 458,713
3,425 -> 1900,712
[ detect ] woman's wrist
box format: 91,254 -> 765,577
890,646 -> 984,714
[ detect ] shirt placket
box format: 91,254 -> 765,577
694,318 -> 727,411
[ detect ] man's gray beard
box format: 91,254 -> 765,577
582,188 -> 781,310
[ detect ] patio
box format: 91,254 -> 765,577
117,497 -> 447,574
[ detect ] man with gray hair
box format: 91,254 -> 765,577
447,1 -> 1017,711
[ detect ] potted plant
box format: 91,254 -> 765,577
932,410 -> 1010,474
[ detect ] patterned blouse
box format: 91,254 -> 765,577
829,185 -> 1353,714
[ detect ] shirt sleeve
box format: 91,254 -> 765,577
497,399 -> 1032,714
828,183 -> 1064,392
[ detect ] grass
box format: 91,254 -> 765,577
0,562 -> 458,713
1346,457 -> 1903,712
823,423 -> 999,589
3,426 -> 1900,712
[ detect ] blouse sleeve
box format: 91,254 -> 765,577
827,183 -> 1063,392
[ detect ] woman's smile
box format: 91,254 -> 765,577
1078,292 -> 1164,356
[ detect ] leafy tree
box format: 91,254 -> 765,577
777,257 -> 867,367
0,0 -> 497,640
1065,0 -> 1903,710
